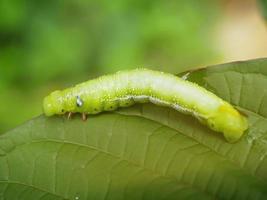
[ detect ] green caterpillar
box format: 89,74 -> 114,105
43,68 -> 248,143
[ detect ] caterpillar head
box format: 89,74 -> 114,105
207,104 -> 248,143
43,90 -> 66,116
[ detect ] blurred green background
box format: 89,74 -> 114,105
1,0 -> 267,133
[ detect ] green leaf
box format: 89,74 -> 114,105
1,58 -> 267,200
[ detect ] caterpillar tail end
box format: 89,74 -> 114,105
211,105 -> 249,143
223,114 -> 248,143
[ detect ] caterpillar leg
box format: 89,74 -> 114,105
67,112 -> 73,120
82,113 -> 87,121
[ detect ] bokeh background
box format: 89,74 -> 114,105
1,0 -> 267,133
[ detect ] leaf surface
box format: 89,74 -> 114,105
1,58 -> 267,200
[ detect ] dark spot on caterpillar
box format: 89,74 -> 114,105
61,109 -> 64,112
110,106 -> 113,109
76,96 -> 83,107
